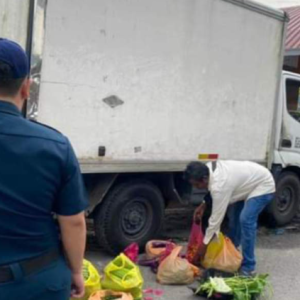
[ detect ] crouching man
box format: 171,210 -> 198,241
184,160 -> 275,276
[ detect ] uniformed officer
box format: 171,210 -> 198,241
0,39 -> 88,299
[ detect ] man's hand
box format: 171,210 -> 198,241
194,202 -> 206,224
70,273 -> 85,298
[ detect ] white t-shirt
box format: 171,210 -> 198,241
204,160 -> 275,245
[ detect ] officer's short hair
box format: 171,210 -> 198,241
183,161 -> 209,181
0,61 -> 25,97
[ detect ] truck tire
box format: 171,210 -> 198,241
93,180 -> 165,254
267,172 -> 300,226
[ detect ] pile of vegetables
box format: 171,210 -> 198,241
195,274 -> 271,300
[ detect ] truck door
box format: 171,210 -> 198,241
280,73 -> 300,160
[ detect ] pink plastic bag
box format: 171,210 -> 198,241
124,243 -> 139,263
159,243 -> 176,264
186,222 -> 205,265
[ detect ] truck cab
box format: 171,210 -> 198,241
269,71 -> 300,225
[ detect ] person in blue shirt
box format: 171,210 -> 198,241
0,38 -> 88,300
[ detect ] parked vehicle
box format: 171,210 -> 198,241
1,0 -> 299,253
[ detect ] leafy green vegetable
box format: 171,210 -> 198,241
209,277 -> 232,294
195,274 -> 272,300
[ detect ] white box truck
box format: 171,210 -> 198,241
1,0 -> 300,253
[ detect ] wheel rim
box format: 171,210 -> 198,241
277,186 -> 294,213
121,198 -> 152,238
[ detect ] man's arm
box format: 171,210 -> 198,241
203,191 -> 231,245
58,212 -> 86,273
54,139 -> 89,298
58,212 -> 86,298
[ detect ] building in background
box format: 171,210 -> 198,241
282,6 -> 300,73
256,0 -> 300,8
256,1 -> 300,73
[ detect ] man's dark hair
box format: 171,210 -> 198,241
183,161 -> 210,181
0,61 -> 25,97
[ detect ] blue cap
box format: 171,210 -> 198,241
0,38 -> 29,78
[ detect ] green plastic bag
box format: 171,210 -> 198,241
71,259 -> 101,300
101,254 -> 143,300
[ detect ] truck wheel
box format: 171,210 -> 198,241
93,180 -> 165,254
267,172 -> 300,226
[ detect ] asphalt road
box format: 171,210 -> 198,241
86,208 -> 300,300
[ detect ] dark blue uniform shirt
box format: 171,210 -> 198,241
0,101 -> 88,265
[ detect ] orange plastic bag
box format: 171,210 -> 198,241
157,246 -> 197,285
202,233 -> 242,273
89,290 -> 133,300
146,240 -> 176,259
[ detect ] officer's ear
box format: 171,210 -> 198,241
20,77 -> 31,100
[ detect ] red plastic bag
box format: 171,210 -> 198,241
186,222 -> 205,265
123,243 -> 139,263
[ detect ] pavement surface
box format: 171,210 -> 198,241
86,207 -> 300,300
